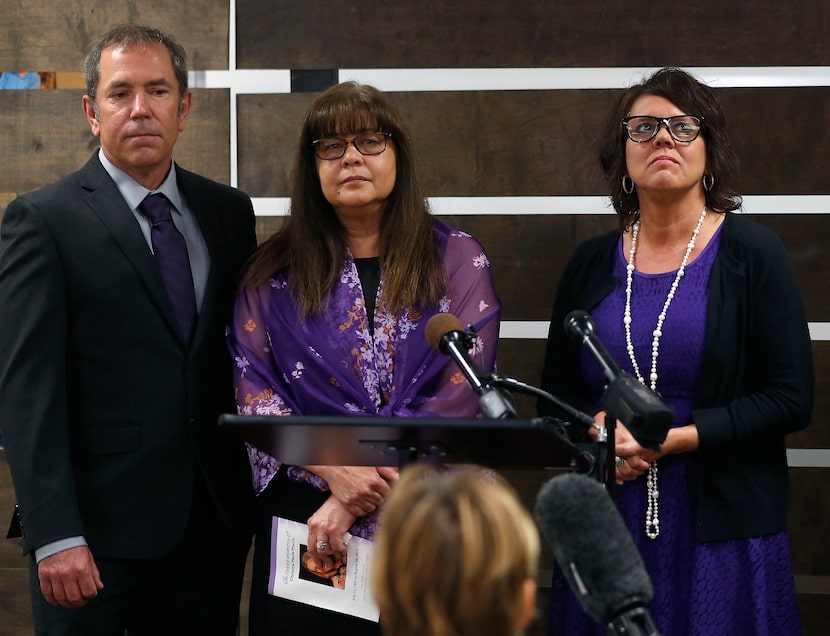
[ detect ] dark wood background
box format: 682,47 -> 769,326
1,1 -> 828,634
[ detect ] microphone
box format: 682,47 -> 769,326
425,313 -> 517,419
564,310 -> 622,384
534,473 -> 660,635
564,310 -> 673,450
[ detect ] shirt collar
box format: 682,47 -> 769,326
97,149 -> 185,215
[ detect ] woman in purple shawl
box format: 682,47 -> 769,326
228,82 -> 501,636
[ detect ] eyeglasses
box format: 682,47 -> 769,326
312,132 -> 392,160
622,115 -> 703,143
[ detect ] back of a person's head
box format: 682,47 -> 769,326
371,465 -> 539,636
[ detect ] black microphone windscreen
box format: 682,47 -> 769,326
563,309 -> 594,341
424,313 -> 464,353
534,473 -> 653,624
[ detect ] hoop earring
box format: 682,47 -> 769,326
622,176 -> 635,195
703,174 -> 714,191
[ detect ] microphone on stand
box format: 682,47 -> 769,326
534,472 -> 661,636
425,313 -> 517,420
564,310 -> 673,450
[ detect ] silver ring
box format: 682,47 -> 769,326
316,541 -> 329,551
615,456 -> 627,467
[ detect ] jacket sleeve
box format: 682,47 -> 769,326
693,220 -> 814,448
538,235 -> 616,424
0,197 -> 84,554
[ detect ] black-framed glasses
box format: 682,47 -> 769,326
312,132 -> 392,160
622,115 -> 703,143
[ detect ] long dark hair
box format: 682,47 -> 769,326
242,82 -> 444,318
599,67 -> 742,230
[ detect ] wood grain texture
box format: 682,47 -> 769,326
0,452 -> 25,568
437,214 -> 830,322
0,2 -> 229,71
798,592 -> 830,636
237,0 -> 829,69
0,451 -> 31,635
0,89 -> 231,194
237,88 -> 830,198
789,341 -> 830,449
790,468 -> 830,575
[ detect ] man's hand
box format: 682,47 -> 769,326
38,545 -> 104,607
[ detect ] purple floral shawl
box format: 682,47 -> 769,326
227,218 -> 501,538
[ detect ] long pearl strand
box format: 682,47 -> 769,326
624,206 -> 707,539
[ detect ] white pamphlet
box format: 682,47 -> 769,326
268,517 -> 380,622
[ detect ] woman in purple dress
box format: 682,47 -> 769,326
538,68 -> 813,636
228,82 -> 501,635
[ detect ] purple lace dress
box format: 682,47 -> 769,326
547,227 -> 801,636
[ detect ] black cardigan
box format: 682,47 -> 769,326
538,212 -> 814,542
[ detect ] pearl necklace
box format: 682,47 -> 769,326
624,206 -> 707,539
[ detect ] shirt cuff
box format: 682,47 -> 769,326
35,536 -> 88,563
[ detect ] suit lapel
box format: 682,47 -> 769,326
79,155 -> 185,344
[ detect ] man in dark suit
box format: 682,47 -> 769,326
0,24 -> 256,635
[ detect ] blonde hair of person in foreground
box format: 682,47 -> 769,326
371,465 -> 540,636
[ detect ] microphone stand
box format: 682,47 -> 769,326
486,375 -> 605,482
602,412 -> 614,494
447,323 -> 605,481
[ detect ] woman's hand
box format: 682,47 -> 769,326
613,420 -> 699,484
309,465 -> 398,516
307,494 -> 357,566
613,421 -> 659,484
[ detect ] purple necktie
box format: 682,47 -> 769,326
138,193 -> 197,342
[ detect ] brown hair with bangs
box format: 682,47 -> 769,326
599,67 -> 743,230
242,81 -> 445,318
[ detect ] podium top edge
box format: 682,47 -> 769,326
219,414 -> 549,429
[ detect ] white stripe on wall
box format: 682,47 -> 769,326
192,67 -> 830,92
498,321 -> 830,341
252,195 -> 830,217
339,67 -> 830,92
787,449 -> 830,468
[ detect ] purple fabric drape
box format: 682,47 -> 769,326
227,218 -> 501,538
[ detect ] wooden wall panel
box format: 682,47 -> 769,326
495,338 -> 547,420
0,3 -> 229,71
253,216 -> 284,246
789,341 -> 830,449
722,88 -> 830,195
237,88 -> 830,198
443,214 -> 617,320
790,468 -> 830,574
799,595 -> 828,636
236,90 -> 609,197
0,451 -> 31,636
0,193 -> 16,223
437,214 -> 830,322
237,0 -> 829,68
0,89 -> 231,195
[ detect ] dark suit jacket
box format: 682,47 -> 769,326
0,152 -> 257,558
538,212 -> 814,542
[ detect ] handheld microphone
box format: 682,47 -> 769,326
564,310 -> 673,450
425,313 -> 516,419
534,473 -> 660,635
